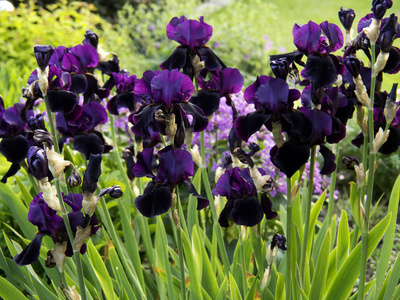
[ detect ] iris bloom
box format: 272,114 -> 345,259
133,146 -> 208,218
216,167 -> 277,227
160,16 -> 226,79
13,192 -> 99,266
56,102 -> 111,159
191,67 -> 244,117
0,103 -> 37,183
130,69 -> 208,148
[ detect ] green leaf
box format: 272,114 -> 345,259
375,173 -> 400,296
187,169 -> 201,234
336,210 -> 349,270
0,276 -> 27,300
215,277 -> 228,300
193,226 -> 219,299
229,272 -> 243,300
275,272 -> 285,300
309,228 -> 330,300
15,175 -> 34,207
0,182 -> 35,239
155,216 -> 174,300
181,229 -> 202,298
349,182 -> 364,229
87,240 -> 117,300
324,213 -> 391,300
382,251 -> 400,300
245,277 -> 258,300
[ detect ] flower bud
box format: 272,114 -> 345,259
342,155 -> 360,170
354,75 -> 371,108
27,146 -> 48,180
68,169 -> 81,188
270,58 -> 290,80
98,185 -> 123,198
384,83 -> 399,124
37,66 -> 49,96
344,55 -> 361,78
377,14 -> 397,52
338,7 -> 356,31
83,30 -> 99,49
34,45 -> 54,72
372,0 -> 392,20
28,114 -> 46,131
34,129 -> 53,149
372,51 -> 389,77
271,233 -> 287,251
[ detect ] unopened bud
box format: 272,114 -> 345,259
39,177 -> 63,212
27,146 -> 48,180
34,45 -> 54,72
98,185 -> 123,199
190,144 -> 203,168
271,233 -> 287,251
342,155 -> 360,170
249,166 -> 271,192
68,169 -> 81,188
384,83 -> 398,124
34,129 -> 53,149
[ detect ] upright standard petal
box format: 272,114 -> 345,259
151,69 -> 194,108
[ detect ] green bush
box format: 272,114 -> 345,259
0,0 -> 110,71
102,0 -> 278,84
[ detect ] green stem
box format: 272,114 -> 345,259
239,226 -> 248,297
43,94 -> 87,300
358,40 -> 377,300
326,145 -> 339,225
200,131 -> 231,273
300,146 -> 317,285
177,226 -> 186,300
286,176 -> 292,300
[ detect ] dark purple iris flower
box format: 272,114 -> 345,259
133,146 -> 208,218
130,69 -> 208,148
339,7 -> 356,31
56,102 -> 111,159
275,21 -> 344,100
160,16 -> 226,79
13,192 -> 99,266
234,75 -> 302,142
0,103 -> 36,183
372,0 -> 393,20
216,167 -> 277,227
190,67 -> 244,117
106,71 -> 140,115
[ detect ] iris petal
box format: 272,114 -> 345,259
319,145 -> 336,174
270,142 -> 311,178
135,181 -> 172,218
14,233 -> 46,266
234,112 -> 270,142
230,196 -> 263,227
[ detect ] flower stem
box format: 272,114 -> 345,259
177,227 -> 186,300
286,176 -> 292,300
326,144 -> 339,225
300,145 -> 316,285
358,40 -> 377,300
239,226 -> 248,297
43,94 -> 87,300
